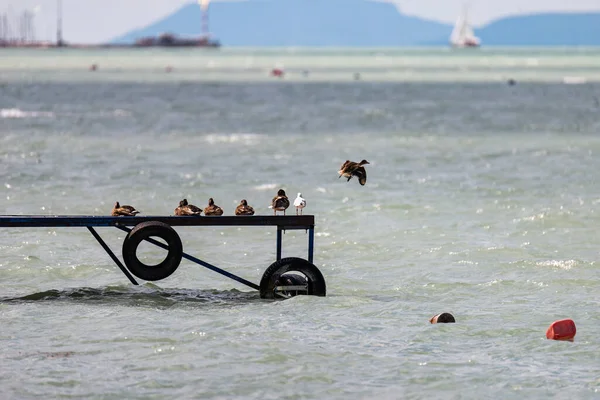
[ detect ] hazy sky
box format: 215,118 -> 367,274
1,0 -> 600,43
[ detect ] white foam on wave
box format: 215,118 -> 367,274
253,183 -> 278,191
204,133 -> 262,144
536,259 -> 577,270
563,76 -> 587,85
1,108 -> 54,119
113,109 -> 131,117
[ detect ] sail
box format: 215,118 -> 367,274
449,16 -> 464,45
199,0 -> 210,11
449,8 -> 480,47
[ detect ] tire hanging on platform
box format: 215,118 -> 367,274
259,257 -> 326,299
122,221 -> 183,281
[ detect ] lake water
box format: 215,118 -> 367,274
1,47 -> 599,399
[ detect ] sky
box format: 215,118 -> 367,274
1,0 -> 600,43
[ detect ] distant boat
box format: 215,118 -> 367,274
449,8 -> 480,48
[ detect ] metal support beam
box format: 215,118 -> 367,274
115,225 -> 259,290
308,226 -> 314,264
87,227 -> 139,285
276,226 -> 283,261
0,215 -> 314,229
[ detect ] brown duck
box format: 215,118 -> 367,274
338,159 -> 369,185
204,198 -> 224,216
111,201 -> 140,216
174,199 -> 202,216
269,189 -> 290,215
235,199 -> 255,216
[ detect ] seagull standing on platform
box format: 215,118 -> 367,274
111,201 -> 140,216
174,199 -> 202,216
269,189 -> 290,215
338,159 -> 370,185
204,198 -> 224,216
293,193 -> 306,215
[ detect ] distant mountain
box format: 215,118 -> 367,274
477,13 -> 600,46
112,1 -> 600,47
112,0 -> 452,46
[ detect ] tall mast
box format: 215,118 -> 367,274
56,0 -> 63,46
200,0 -> 210,37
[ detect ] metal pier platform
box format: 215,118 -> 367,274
0,215 -> 325,299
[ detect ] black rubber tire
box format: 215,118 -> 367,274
259,257 -> 326,299
122,221 -> 183,281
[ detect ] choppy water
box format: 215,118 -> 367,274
1,48 -> 600,399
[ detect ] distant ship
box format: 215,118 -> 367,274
134,33 -> 220,48
449,8 -> 480,48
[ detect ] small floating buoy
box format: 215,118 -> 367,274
546,319 -> 576,341
507,78 -> 516,86
271,68 -> 284,78
429,312 -> 455,324
165,66 -> 173,73
89,64 -> 98,71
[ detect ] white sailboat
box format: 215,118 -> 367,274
449,8 -> 480,48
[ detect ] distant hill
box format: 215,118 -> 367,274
477,13 -> 600,46
112,0 -> 452,46
112,1 -> 600,46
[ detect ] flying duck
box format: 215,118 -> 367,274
338,159 -> 369,185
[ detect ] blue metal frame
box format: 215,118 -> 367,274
0,215 -> 316,290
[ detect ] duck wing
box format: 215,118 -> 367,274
186,204 -> 202,215
354,166 -> 367,185
205,205 -> 223,216
273,196 -> 290,210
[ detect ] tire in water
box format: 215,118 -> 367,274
122,221 -> 183,281
259,257 -> 326,299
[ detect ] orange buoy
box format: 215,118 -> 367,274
429,312 -> 455,324
546,319 -> 576,341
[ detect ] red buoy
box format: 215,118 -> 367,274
546,319 -> 576,341
271,68 -> 284,78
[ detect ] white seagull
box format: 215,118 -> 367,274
293,193 -> 306,215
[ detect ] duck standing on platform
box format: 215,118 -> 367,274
338,159 -> 370,185
111,201 -> 140,216
269,189 -> 290,215
204,198 -> 224,216
174,199 -> 202,216
293,193 -> 306,215
235,199 -> 255,216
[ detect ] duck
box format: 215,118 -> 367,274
235,199 -> 255,216
293,193 -> 306,215
111,201 -> 140,216
269,189 -> 290,215
338,159 -> 370,185
204,198 -> 224,216
174,199 -> 202,216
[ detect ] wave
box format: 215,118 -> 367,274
253,183 -> 279,191
203,133 -> 262,144
1,285 -> 260,307
0,108 -> 54,119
